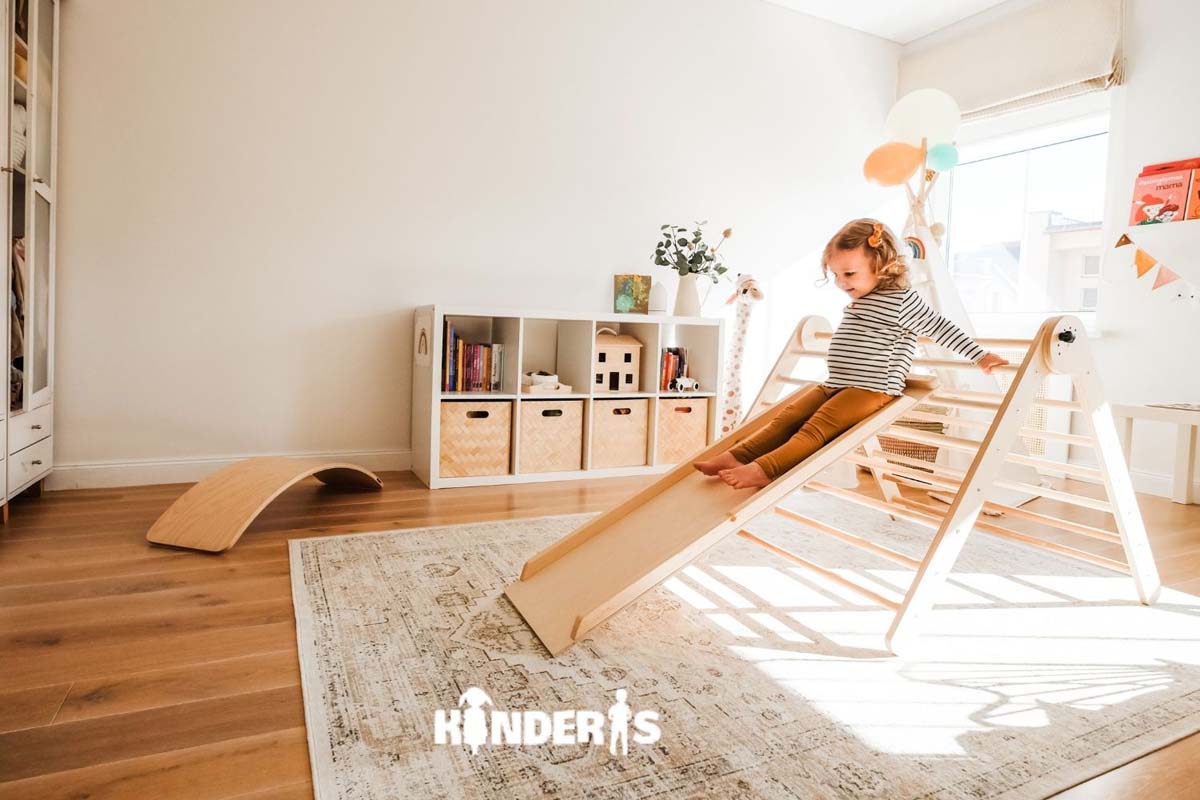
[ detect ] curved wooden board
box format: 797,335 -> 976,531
145,457 -> 383,552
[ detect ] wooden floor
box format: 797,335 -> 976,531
0,470 -> 1197,799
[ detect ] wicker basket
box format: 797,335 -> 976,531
519,400 -> 583,473
439,400 -> 512,477
590,399 -> 648,468
655,397 -> 708,464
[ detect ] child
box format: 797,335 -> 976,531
694,218 -> 1009,490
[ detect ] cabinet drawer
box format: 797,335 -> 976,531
655,398 -> 709,464
10,403 -> 52,455
520,400 -> 583,473
591,399 -> 649,468
439,401 -> 512,477
9,436 -> 52,496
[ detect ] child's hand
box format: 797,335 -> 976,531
976,353 -> 1009,374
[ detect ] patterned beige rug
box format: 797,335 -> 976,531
290,492 -> 1200,799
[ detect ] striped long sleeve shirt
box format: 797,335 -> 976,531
824,289 -> 985,396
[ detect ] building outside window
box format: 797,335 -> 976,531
939,117 -> 1109,319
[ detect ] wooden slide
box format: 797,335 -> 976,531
505,378 -> 936,656
146,456 -> 383,553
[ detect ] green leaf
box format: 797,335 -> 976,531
676,238 -> 688,248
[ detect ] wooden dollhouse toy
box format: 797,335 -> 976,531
595,328 -> 642,393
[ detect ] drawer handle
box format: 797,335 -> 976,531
541,409 -> 563,417
466,410 -> 490,419
32,460 -> 42,466
672,407 -> 693,413
612,408 -> 632,416
31,424 -> 42,430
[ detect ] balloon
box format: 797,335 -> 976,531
927,143 -> 959,172
863,141 -> 923,186
884,89 -> 961,146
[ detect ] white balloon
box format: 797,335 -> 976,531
884,89 -> 962,146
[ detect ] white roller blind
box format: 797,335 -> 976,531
899,0 -> 1124,120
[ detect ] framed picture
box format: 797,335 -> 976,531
613,274 -> 651,314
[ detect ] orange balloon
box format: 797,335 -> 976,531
863,142 -> 923,186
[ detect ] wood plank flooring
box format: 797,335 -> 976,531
0,470 -> 1197,799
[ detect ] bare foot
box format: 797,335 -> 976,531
718,462 -> 771,489
693,451 -> 741,476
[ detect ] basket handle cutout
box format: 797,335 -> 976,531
466,410 -> 490,419
612,407 -> 632,415
541,409 -> 563,417
672,406 -> 693,413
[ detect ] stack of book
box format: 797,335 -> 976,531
659,347 -> 688,391
442,320 -> 503,392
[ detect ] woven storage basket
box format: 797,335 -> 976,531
655,397 -> 708,464
519,400 -> 583,473
439,400 -> 511,477
591,398 -> 648,468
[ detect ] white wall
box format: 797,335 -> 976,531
52,0 -> 899,487
1093,0 -> 1200,496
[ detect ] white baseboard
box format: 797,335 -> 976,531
1129,468 -> 1198,502
46,449 -> 412,491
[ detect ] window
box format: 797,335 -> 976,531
941,114 -> 1109,316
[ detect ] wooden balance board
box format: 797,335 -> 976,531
146,456 -> 383,552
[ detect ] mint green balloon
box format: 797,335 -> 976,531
928,143 -> 959,172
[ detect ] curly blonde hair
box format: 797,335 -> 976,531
820,218 -> 910,292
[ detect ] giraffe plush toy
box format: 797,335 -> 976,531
719,273 -> 765,435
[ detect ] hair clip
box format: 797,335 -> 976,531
868,222 -> 883,248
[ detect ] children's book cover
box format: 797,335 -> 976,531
1129,169 -> 1190,225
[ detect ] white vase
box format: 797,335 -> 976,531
673,273 -> 702,317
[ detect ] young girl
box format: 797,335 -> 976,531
694,218 -> 1008,490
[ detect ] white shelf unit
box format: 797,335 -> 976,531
412,305 -> 724,488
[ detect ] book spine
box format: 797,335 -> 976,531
456,341 -> 464,392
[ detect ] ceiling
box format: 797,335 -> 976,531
760,0 -> 1017,45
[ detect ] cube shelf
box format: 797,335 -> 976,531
411,305 -> 724,488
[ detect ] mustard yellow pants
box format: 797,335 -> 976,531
729,384 -> 895,480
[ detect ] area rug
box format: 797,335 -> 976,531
289,492 -> 1200,799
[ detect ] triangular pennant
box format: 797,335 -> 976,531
1134,248 -> 1157,277
1115,233 -> 1134,248
1152,265 -> 1181,290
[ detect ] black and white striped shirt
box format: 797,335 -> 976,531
824,289 -> 985,396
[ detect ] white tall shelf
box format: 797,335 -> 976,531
1,0 -> 58,516
411,305 -> 725,489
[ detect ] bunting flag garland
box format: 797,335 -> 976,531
1152,265 -> 1181,290
1115,234 -> 1198,304
1133,248 -> 1157,277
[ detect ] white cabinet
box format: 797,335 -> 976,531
3,0 -> 57,508
411,305 -> 724,489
